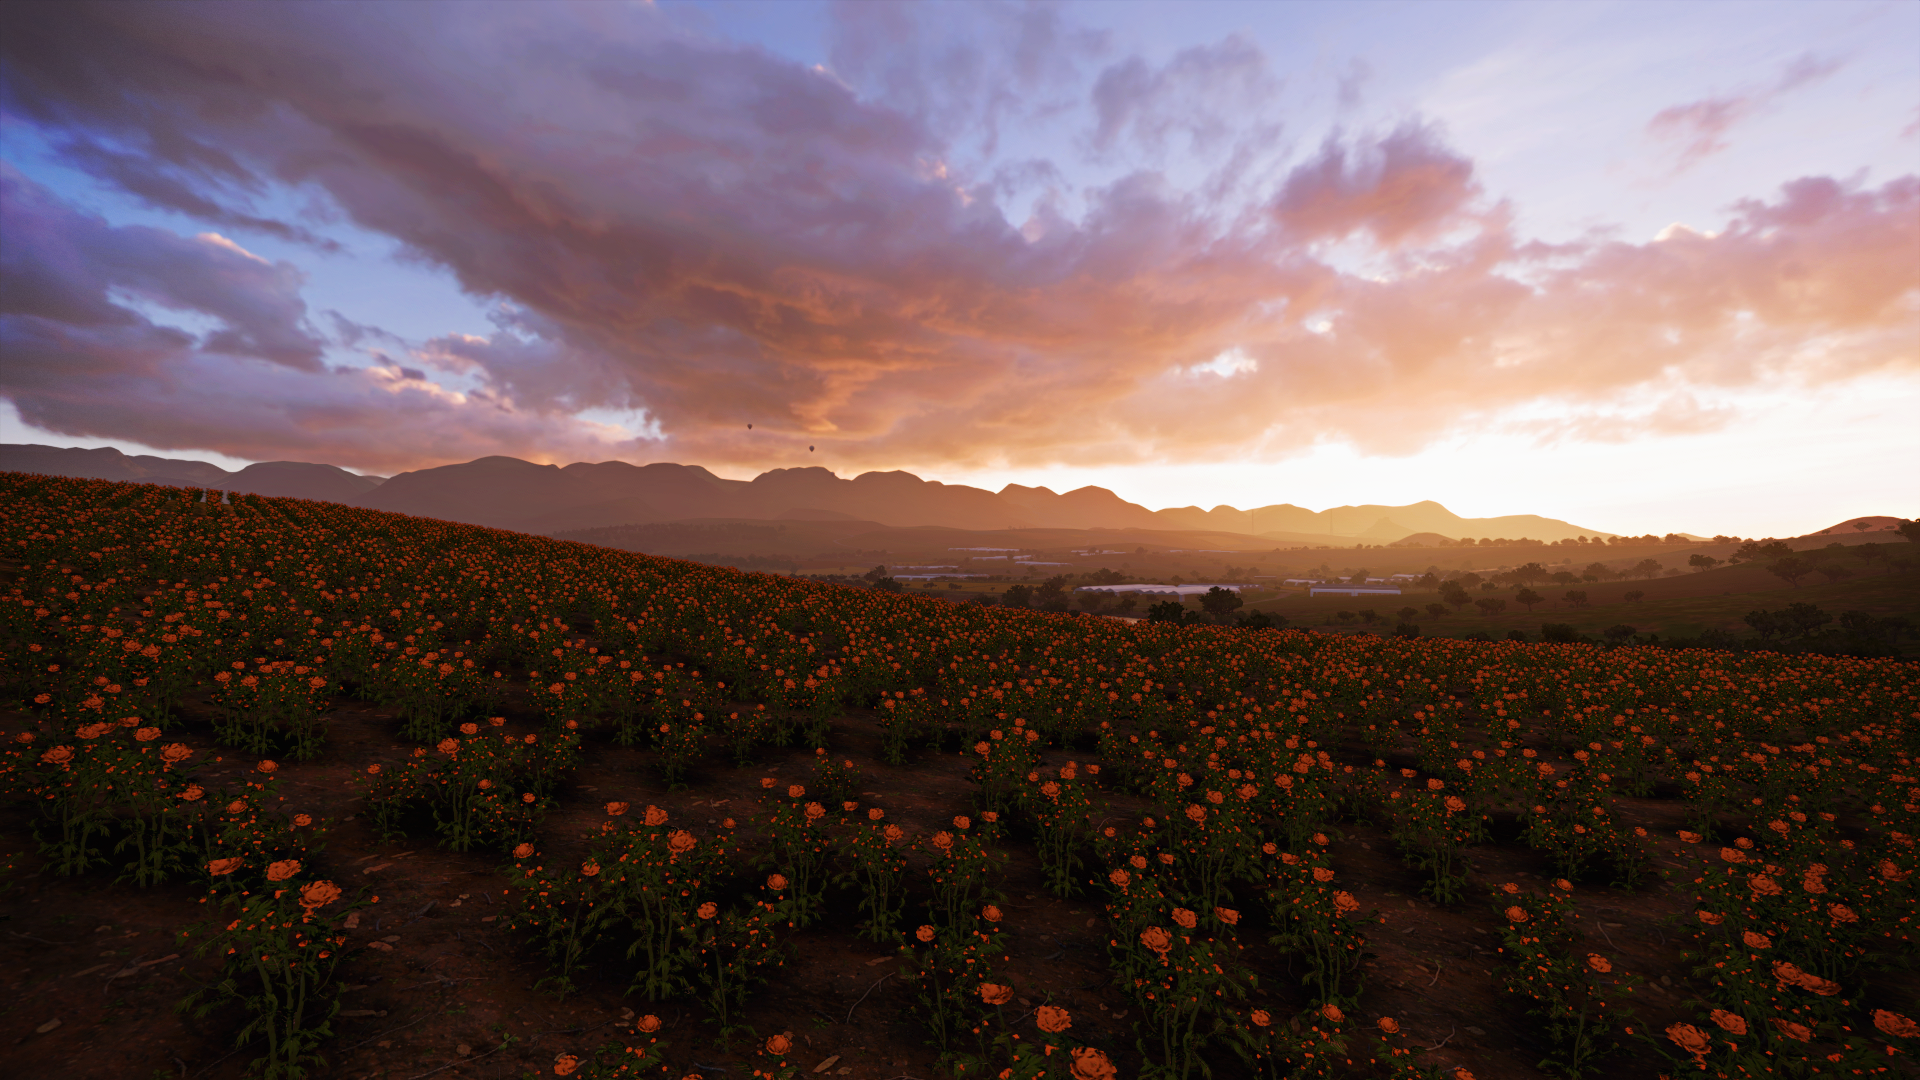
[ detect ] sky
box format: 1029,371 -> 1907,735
1,0 -> 1915,539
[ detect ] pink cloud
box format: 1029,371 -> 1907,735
0,3 -> 1912,478
1646,52 -> 1843,173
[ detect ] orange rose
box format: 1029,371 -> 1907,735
1068,1047 -> 1117,1080
644,805 -> 669,826
1313,866 -> 1335,883
299,880 -> 343,911
553,1055 -> 580,1076
916,925 -> 936,943
208,857 -> 243,876
460,722 -> 479,735
1130,855 -> 1148,870
1035,1005 -> 1071,1033
868,808 -> 884,821
981,905 -> 1002,922
606,802 -> 630,817
979,982 -> 1013,1006
1378,1016 -> 1401,1034
1250,1009 -> 1271,1027
1742,931 -> 1771,949
765,1032 -> 793,1055
1171,908 -> 1197,929
1140,926 -> 1172,957
134,727 -> 161,742
1667,1023 -> 1711,1063
1770,1018 -> 1812,1042
436,738 -> 458,754
266,859 -> 301,882
930,832 -> 954,852
180,785 -> 205,802
1696,910 -> 1724,926
668,830 -> 696,854
883,825 -> 904,843
1108,869 -> 1131,889
1710,1009 -> 1747,1035
1873,1010 -> 1918,1039
637,1014 -> 662,1033
1332,891 -> 1359,915
787,784 -> 805,798
1320,1003 -> 1344,1023
766,874 -> 789,891
513,843 -> 536,859
1827,903 -> 1858,924
1505,906 -> 1529,923
1215,907 -> 1239,925
1587,954 -> 1612,973
697,902 -> 718,920
581,860 -> 601,877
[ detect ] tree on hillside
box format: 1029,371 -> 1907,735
1441,583 -> 1472,611
1689,553 -> 1721,572
1078,591 -> 1110,614
1455,572 -> 1484,590
1199,586 -> 1244,622
1513,562 -> 1548,585
1514,588 -> 1544,612
1088,567 -> 1127,585
864,565 -> 890,582
1002,584 -> 1033,608
1349,569 -> 1371,584
1583,562 -> 1615,582
1853,544 -> 1889,574
1631,559 -> 1664,578
1551,570 -> 1577,586
1357,608 -> 1380,625
1474,597 -> 1506,616
1733,540 -> 1793,563
1853,520 -> 1875,532
1817,564 -> 1854,584
1397,606 -> 1420,622
1564,590 -> 1588,607
1898,519 -> 1920,544
1768,556 -> 1813,588
1425,603 -> 1448,620
1624,590 -> 1645,603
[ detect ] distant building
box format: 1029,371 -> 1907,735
1075,583 -> 1245,598
1309,585 -> 1403,597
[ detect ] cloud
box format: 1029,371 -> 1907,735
0,2 -> 1913,478
1646,52 -> 1844,173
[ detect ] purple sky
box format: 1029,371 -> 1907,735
2,0 -> 1915,536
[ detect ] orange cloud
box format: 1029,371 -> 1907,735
0,5 -> 1912,479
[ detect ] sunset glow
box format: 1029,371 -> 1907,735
2,0 -> 1914,536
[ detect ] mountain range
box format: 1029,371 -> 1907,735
1,443 -> 1616,543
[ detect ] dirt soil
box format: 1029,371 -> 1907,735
3,682 -> 1913,1080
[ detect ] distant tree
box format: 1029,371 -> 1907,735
870,576 -> 903,593
1392,622 -> 1421,639
1349,569 -> 1371,585
1474,597 -> 1507,617
1816,564 -> 1853,584
1551,571 -> 1577,586
1357,608 -> 1380,625
1768,556 -> 1813,588
1505,629 -> 1529,642
1733,540 -> 1794,563
1688,553 -> 1721,572
1425,603 -> 1448,620
1236,609 -> 1281,630
1455,572 -> 1484,590
1146,600 -> 1190,624
1603,624 -> 1638,645
1853,544 -> 1888,574
1395,606 -> 1418,622
1416,572 -> 1440,589
1563,590 -> 1588,607
1336,610 -> 1357,624
1540,623 -> 1583,644
1440,583 -> 1472,611
1513,588 -> 1544,612
1513,562 -> 1548,585
1114,595 -> 1138,615
1035,576 -> 1070,610
1088,567 -> 1127,585
1779,602 -> 1833,638
863,564 -> 890,583
1898,519 -> 1920,544
1078,591 -> 1110,613
1199,586 -> 1244,622
1623,590 -> 1645,603
1853,519 -> 1875,532
1002,584 -> 1033,608
1744,610 -> 1782,641
1631,559 -> 1664,579
1583,562 -> 1615,581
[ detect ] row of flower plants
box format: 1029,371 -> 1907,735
1,472 -> 1917,1079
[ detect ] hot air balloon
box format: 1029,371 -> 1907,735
809,446 -> 815,452
747,423 -> 753,429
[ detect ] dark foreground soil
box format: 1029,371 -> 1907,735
2,689 -> 1913,1080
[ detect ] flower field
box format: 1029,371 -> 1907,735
1,471 -> 1916,1080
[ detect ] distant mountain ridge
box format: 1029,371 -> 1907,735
1,443 -> 1616,542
